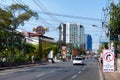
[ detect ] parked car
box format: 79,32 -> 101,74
73,57 -> 84,65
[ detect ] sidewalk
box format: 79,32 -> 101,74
103,71 -> 120,80
99,62 -> 120,80
98,59 -> 120,80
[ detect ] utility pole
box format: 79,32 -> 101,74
109,0 -> 114,49
112,0 -> 114,3
102,0 -> 114,49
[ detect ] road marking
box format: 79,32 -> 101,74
82,66 -> 86,70
18,69 -> 31,72
36,73 -> 45,77
0,72 -> 13,75
78,71 -> 81,74
72,74 -> 77,79
50,70 -> 55,72
0,69 -> 25,76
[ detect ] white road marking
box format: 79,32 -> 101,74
36,73 -> 45,77
78,71 -> 81,74
82,68 -> 84,70
0,72 -> 13,75
18,69 -> 31,72
72,74 -> 77,79
36,70 -> 55,78
82,66 -> 86,70
50,70 -> 55,72
0,69 -> 24,76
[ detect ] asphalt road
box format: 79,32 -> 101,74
0,58 -> 102,80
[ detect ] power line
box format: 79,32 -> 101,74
11,0 -> 59,32
33,0 -> 57,29
13,0 -> 26,5
31,0 -> 60,32
35,0 -> 62,22
12,0 -> 18,4
37,11 -> 103,22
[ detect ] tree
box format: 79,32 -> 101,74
0,8 -> 12,29
0,8 -> 12,55
7,4 -> 38,30
109,3 -> 120,35
109,2 -> 120,51
0,3 -> 38,59
78,47 -> 86,55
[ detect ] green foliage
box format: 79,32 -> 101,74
78,47 -> 86,55
0,8 -> 12,29
98,44 -> 105,53
7,4 -> 38,30
114,41 -> 120,49
109,3 -> 120,35
51,45 -> 59,57
26,43 -> 36,54
34,55 -> 41,61
42,41 -> 58,59
0,3 -> 60,62
109,2 -> 120,50
0,3 -> 38,62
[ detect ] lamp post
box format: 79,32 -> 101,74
92,24 -> 110,49
101,22 -> 112,49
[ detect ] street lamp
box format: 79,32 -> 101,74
92,24 -> 109,49
92,24 -> 107,37
101,22 -> 112,49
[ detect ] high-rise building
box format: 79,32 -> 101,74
60,22 -> 86,48
86,34 -> 92,51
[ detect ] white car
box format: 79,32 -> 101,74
73,57 -> 84,65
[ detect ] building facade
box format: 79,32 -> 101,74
86,34 -> 92,51
60,22 -> 86,48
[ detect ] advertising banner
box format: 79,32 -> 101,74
103,49 -> 114,72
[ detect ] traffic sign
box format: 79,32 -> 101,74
103,49 -> 114,72
103,52 -> 114,62
99,37 -> 109,43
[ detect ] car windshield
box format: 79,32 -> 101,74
73,57 -> 82,60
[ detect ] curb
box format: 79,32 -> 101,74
0,62 -> 49,71
98,63 -> 104,80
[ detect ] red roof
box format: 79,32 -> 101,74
22,31 -> 54,40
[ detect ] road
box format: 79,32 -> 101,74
0,58 -> 102,80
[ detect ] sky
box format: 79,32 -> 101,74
0,0 -> 119,50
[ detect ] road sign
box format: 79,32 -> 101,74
99,37 -> 109,43
73,44 -> 78,48
103,49 -> 114,72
